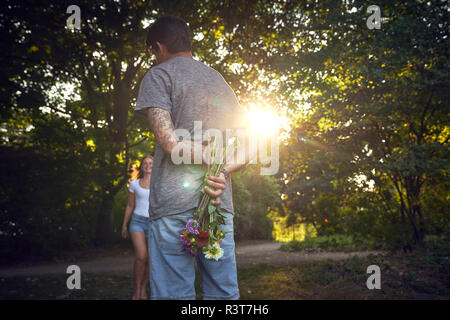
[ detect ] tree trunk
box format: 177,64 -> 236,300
95,191 -> 115,245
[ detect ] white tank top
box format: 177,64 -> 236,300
128,179 -> 150,217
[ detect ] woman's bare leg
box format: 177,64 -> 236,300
140,237 -> 149,300
131,231 -> 148,300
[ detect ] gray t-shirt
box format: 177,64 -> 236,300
135,56 -> 244,220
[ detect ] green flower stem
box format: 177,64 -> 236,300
195,137 -> 238,233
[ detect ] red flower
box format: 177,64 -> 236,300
196,230 -> 210,247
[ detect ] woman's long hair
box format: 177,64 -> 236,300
131,155 -> 154,181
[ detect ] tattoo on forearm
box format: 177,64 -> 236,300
146,108 -> 177,154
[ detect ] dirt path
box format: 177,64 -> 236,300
0,241 -> 383,277
235,242 -> 382,267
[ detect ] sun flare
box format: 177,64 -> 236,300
246,105 -> 288,138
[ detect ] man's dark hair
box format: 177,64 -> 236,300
145,16 -> 191,54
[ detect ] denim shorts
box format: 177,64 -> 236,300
129,214 -> 150,238
148,210 -> 239,300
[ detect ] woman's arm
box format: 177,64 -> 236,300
121,191 -> 136,239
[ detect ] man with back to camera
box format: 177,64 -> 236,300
135,15 -> 251,300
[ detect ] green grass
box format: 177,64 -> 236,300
1,248 -> 448,300
239,248 -> 450,300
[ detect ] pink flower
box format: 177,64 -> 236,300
180,233 -> 190,246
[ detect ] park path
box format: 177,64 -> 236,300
0,241 -> 382,277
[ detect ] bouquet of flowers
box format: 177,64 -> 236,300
180,135 -> 237,260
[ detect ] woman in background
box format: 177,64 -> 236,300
121,155 -> 153,300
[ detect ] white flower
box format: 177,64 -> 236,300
203,243 -> 224,261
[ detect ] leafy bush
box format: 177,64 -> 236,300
279,234 -> 381,252
424,235 -> 450,251
232,166 -> 280,240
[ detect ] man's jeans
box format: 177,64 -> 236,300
148,210 -> 239,300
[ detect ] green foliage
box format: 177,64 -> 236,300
280,234 -> 381,252
424,235 -> 450,251
0,145 -> 101,262
232,165 -> 281,240
271,218 -> 317,242
0,0 -> 160,247
277,0 -> 449,250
